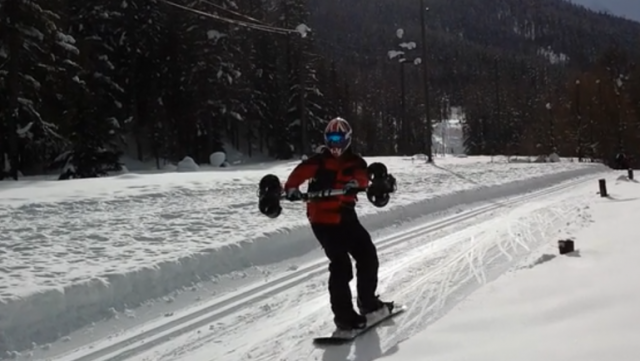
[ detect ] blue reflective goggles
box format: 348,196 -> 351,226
326,132 -> 346,143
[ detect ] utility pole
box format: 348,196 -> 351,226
299,39 -> 308,156
575,79 -> 582,161
419,0 -> 433,162
400,61 -> 406,154
388,29 -> 419,156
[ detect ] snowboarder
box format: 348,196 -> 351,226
282,117 -> 394,331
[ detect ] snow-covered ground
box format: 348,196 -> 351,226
22,161 -> 614,361
382,173 -> 640,361
0,156 -> 606,358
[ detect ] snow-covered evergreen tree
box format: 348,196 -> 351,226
271,0 -> 327,158
44,0 -> 124,179
0,0 -> 67,178
160,0 -> 239,163
111,0 -> 166,163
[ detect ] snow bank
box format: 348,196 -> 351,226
382,175 -> 640,361
209,152 -> 226,167
176,156 -> 199,172
0,157 -> 607,353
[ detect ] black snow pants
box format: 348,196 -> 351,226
310,209 -> 379,321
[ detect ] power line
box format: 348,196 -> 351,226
161,0 -> 399,62
160,0 -> 303,36
199,0 -> 264,25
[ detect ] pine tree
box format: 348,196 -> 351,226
113,0 -> 166,163
0,0 -> 67,178
50,0 -> 124,178
275,0 -> 326,157
233,0 -> 278,157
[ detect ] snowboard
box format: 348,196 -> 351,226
313,304 -> 407,345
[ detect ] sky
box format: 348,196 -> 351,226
567,0 -> 640,22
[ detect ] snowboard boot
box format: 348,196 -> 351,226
357,296 -> 394,321
334,312 -> 367,331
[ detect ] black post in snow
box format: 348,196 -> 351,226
419,0 -> 433,162
400,61 -> 406,154
420,0 -> 433,163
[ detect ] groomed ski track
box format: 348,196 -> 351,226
52,174 -> 599,361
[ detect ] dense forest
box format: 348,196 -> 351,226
1,0 -> 640,180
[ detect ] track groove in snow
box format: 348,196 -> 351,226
232,180 -> 592,361
147,175 -> 594,361
48,175 -> 598,361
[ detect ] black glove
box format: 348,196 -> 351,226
343,180 -> 360,195
285,188 -> 303,201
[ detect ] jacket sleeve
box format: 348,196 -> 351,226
284,157 -> 320,189
352,156 -> 369,188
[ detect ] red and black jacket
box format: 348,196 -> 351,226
284,148 -> 368,225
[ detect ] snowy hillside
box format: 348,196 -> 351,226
0,156 -> 607,360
